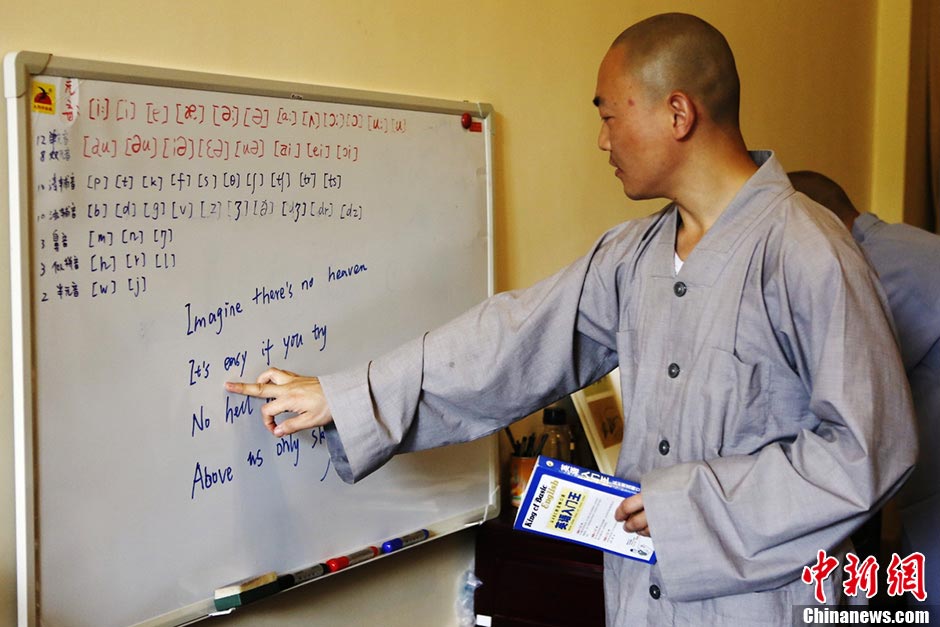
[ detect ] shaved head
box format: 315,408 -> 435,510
788,170 -> 859,228
611,13 -> 741,128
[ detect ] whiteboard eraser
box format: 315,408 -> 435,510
213,571 -> 279,611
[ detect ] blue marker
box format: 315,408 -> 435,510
381,529 -> 430,554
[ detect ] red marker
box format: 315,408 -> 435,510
326,546 -> 379,572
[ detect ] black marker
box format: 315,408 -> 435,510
278,562 -> 329,590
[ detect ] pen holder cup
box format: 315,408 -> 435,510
509,456 -> 537,508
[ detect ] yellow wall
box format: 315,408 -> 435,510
0,1 -> 898,625
871,0 -> 913,223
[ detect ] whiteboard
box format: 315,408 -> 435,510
5,51 -> 497,627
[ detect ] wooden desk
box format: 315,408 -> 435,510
474,507 -> 605,626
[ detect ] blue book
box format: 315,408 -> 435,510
512,456 -> 655,564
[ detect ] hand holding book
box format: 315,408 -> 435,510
615,492 -> 649,537
513,456 -> 655,564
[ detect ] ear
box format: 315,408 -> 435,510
667,91 -> 696,140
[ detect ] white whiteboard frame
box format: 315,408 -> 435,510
5,50 -> 497,627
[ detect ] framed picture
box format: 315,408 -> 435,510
571,368 -> 624,475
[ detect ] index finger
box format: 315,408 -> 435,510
224,380 -> 277,398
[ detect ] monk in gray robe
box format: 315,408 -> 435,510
228,13 -> 917,626
790,170 -> 937,606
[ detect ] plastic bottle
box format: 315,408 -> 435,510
541,407 -> 572,462
456,569 -> 483,627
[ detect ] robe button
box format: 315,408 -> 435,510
658,439 -> 670,455
649,584 -> 661,599
667,363 -> 680,378
673,281 -> 687,297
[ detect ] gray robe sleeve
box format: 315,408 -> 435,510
320,225 -> 634,483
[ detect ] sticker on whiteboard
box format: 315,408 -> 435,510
32,81 -> 56,115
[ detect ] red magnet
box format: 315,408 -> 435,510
461,112 -> 483,132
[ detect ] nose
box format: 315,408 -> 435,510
597,123 -> 610,152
